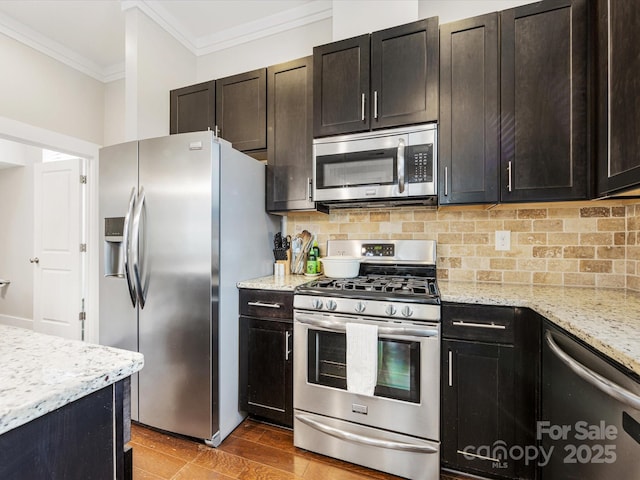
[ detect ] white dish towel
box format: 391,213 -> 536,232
346,322 -> 378,396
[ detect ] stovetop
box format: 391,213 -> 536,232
298,274 -> 440,304
294,239 -> 441,320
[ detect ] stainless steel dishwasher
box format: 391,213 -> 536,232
541,322 -> 640,479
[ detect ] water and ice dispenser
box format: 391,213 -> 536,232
104,217 -> 125,277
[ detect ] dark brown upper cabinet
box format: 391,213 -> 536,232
169,80 -> 216,134
313,34 -> 370,137
216,68 -> 267,153
596,0 -> 640,196
313,18 -> 438,138
439,13 -> 500,205
266,57 -> 315,212
500,0 -> 590,202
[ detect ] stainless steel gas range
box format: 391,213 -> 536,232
293,239 -> 441,480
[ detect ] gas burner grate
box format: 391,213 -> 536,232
304,275 -> 439,298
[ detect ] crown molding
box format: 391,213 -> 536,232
0,11 -> 124,83
0,0 -> 332,84
124,0 -> 333,55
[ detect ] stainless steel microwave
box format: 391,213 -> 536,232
313,124 -> 437,206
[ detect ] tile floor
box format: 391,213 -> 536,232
130,419 -> 476,480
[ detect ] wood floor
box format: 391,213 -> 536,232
130,419 -> 475,480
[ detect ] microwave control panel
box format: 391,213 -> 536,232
406,144 -> 433,183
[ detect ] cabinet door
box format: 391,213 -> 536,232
597,0 -> 640,195
500,0 -> 590,202
439,13 -> 499,205
313,34 -> 370,137
371,17 -> 438,130
170,80 -> 216,134
442,339 -> 517,478
216,68 -> 267,152
239,317 -> 293,427
267,57 -> 314,212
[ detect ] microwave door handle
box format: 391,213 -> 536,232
397,138 -> 406,193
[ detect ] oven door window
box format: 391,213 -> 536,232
307,330 -> 420,403
315,148 -> 397,189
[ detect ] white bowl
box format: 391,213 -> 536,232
319,256 -> 361,278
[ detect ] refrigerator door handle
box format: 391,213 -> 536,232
131,186 -> 147,309
123,187 -> 137,308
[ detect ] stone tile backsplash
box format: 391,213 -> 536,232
286,200 -> 640,291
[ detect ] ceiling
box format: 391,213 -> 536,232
0,0 -> 325,82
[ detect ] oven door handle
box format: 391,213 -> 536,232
295,314 -> 438,338
295,413 -> 438,454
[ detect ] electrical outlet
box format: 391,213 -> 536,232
495,230 -> 511,251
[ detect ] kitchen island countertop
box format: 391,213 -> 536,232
0,325 -> 144,435
238,274 -> 640,377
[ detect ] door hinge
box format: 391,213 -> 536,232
80,243 -> 87,252
80,175 -> 87,184
79,298 -> 86,341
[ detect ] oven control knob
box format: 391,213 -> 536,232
312,299 -> 324,310
326,300 -> 337,311
354,302 -> 366,313
401,306 -> 414,318
385,305 -> 397,316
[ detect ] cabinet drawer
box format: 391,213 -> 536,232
442,303 -> 514,344
239,289 -> 293,321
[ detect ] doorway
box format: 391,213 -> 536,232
0,117 -> 100,342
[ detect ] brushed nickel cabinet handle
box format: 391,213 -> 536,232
444,166 -> 449,196
247,301 -> 281,309
374,90 -> 378,119
452,321 -> 506,330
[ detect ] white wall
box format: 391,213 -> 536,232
104,79 -> 126,147
194,0 -> 539,84
418,0 -> 539,24
0,141 -> 40,328
0,33 -> 105,146
197,18 -> 332,82
332,0 -> 419,41
125,8 -> 197,141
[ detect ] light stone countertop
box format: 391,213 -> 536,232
238,274 -> 640,377
0,325 -> 144,435
237,274 -> 316,291
439,281 -> 640,377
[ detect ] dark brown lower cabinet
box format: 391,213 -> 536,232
239,289 -> 293,427
441,304 -> 538,480
0,379 -> 132,480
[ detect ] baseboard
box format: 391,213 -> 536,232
0,314 -> 33,330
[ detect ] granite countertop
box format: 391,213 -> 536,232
238,274 -> 640,377
439,281 -> 640,376
237,274 -> 315,291
0,325 -> 144,435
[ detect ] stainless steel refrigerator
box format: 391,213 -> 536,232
98,131 -> 278,445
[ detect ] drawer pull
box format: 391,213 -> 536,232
452,321 -> 506,330
247,301 -> 281,309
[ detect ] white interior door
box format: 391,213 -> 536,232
33,158 -> 85,339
